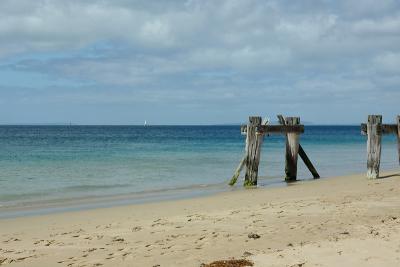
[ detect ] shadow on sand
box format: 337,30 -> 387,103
379,173 -> 400,179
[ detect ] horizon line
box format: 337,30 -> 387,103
0,123 -> 363,126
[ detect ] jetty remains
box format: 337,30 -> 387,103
230,115 -> 319,187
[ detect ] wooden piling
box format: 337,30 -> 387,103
366,115 -> 382,179
397,115 -> 400,166
284,117 -> 300,181
244,116 -> 263,186
277,115 -> 320,179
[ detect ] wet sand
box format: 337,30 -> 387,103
1,171 -> 400,266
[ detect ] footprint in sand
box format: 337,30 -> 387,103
44,240 -> 56,246
121,251 -> 132,257
3,238 -> 21,243
111,237 -> 125,242
83,248 -> 98,254
132,226 -> 142,232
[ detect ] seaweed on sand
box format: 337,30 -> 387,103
201,259 -> 253,267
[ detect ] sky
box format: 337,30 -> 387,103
0,0 -> 399,125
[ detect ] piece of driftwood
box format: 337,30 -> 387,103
244,116 -> 263,186
366,115 -> 382,179
284,117 -> 300,181
277,115 -> 320,179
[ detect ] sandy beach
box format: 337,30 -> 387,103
2,1 -> 399,266
1,171 -> 400,267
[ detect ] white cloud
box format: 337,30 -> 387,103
0,0 -> 399,123
352,15 -> 400,35
373,52 -> 400,73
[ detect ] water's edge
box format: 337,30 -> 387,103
0,175 -> 292,219
1,125 -> 398,218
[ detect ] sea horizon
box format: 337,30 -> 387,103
0,123 -> 367,126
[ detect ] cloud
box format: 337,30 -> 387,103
0,0 -> 399,124
373,52 -> 400,73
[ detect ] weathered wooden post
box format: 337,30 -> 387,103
244,116 -> 263,186
278,115 -> 320,179
284,117 -> 300,181
397,115 -> 400,165
366,115 -> 382,179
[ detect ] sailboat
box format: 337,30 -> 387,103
144,120 -> 147,127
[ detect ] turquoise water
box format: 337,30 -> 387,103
0,125 -> 398,215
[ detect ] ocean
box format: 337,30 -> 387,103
0,125 -> 398,217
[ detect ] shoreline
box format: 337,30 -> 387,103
0,181 -> 229,219
1,170 -> 400,266
0,174 -> 315,219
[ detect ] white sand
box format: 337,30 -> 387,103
1,171 -> 400,266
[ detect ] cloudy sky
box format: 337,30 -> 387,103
0,0 -> 399,124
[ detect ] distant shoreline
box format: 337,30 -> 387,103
0,124 -> 362,126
